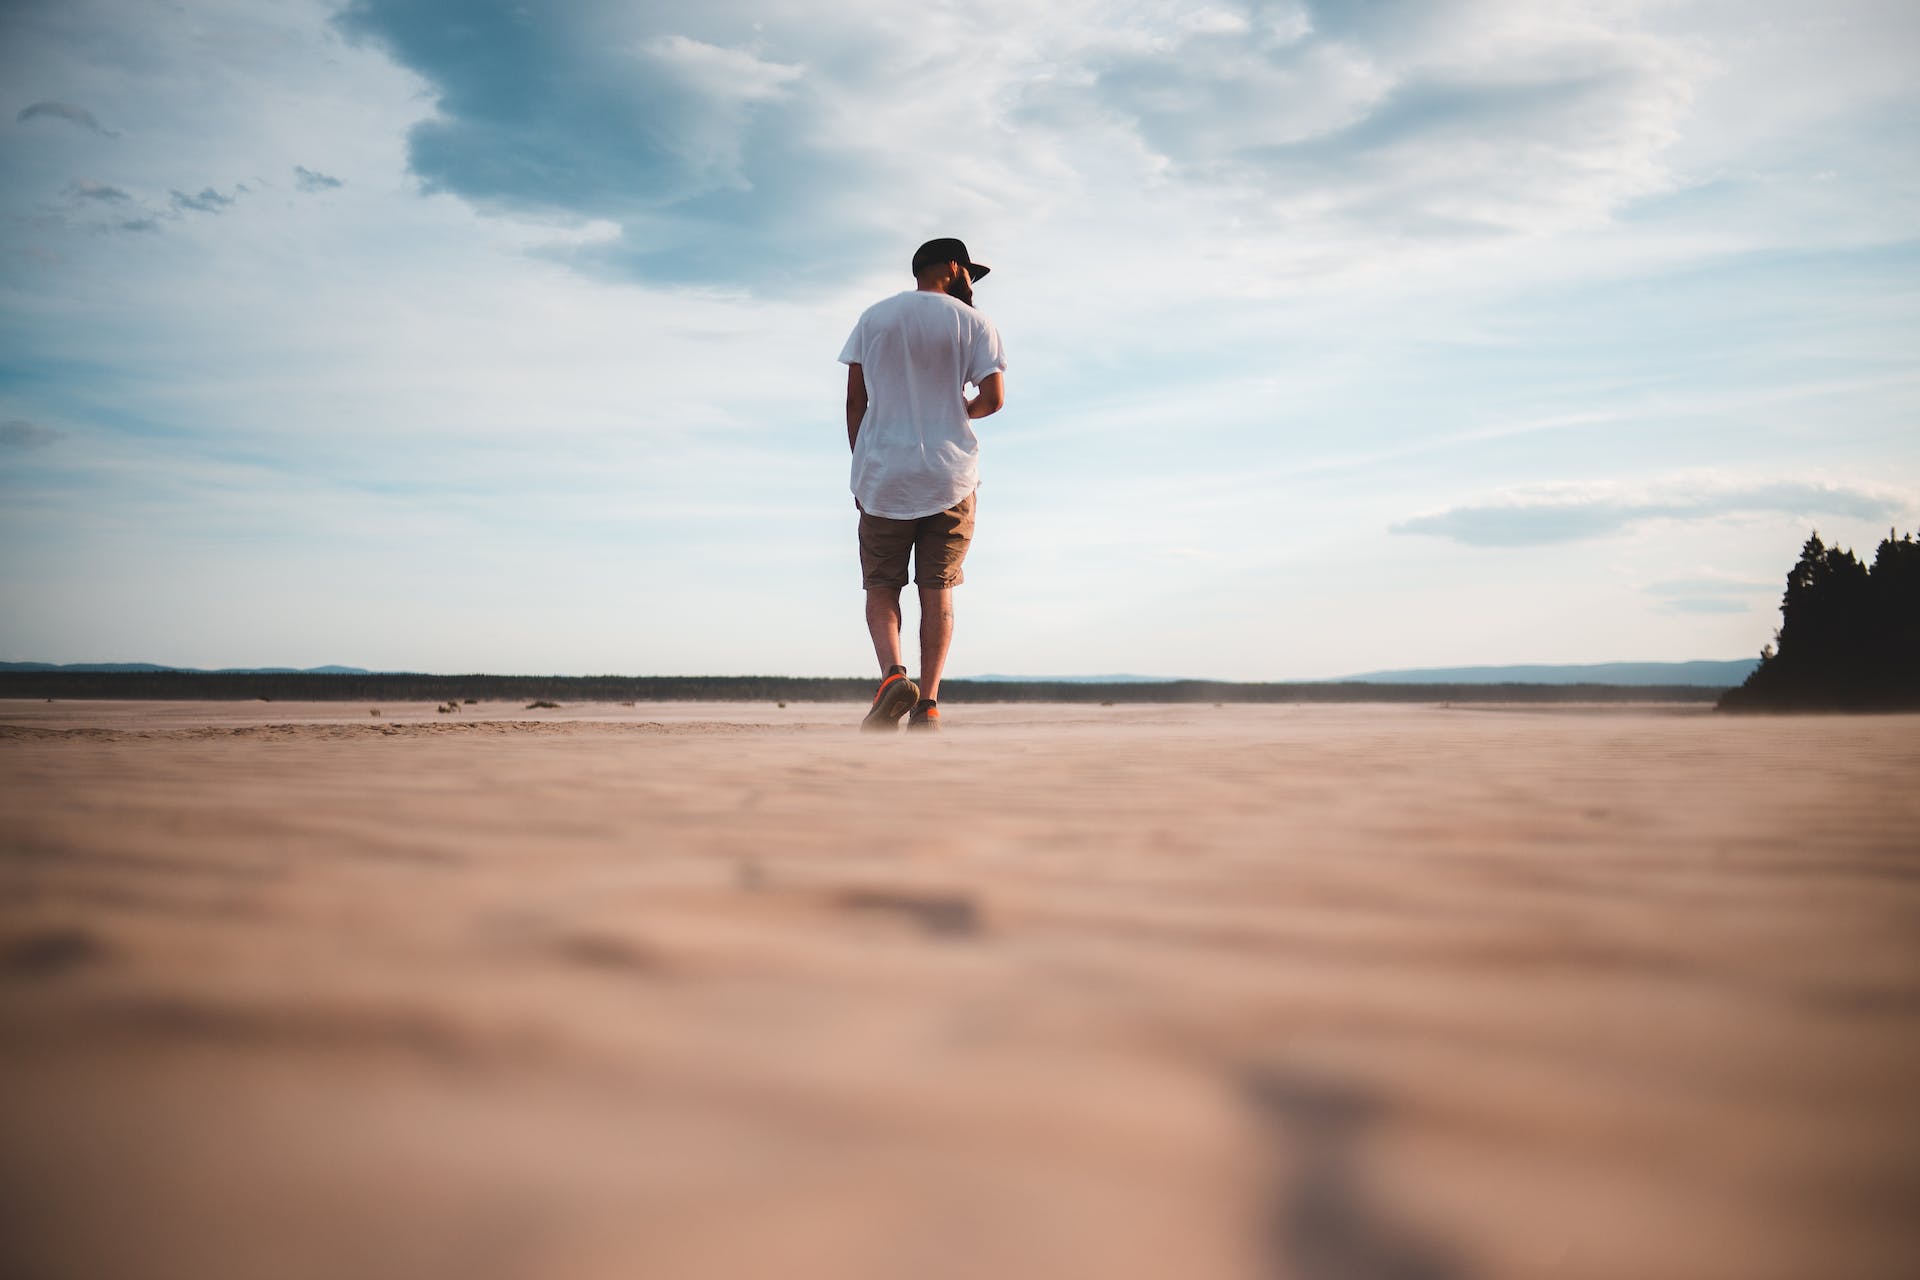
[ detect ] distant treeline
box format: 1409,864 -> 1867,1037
1720,529 -> 1920,713
2,670 -> 1724,705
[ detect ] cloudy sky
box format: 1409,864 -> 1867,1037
2,0 -> 1915,679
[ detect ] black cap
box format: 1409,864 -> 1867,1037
911,237 -> 990,281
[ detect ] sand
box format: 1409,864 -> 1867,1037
2,699 -> 1917,1280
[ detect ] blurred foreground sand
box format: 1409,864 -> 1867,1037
3,700 -> 1917,1280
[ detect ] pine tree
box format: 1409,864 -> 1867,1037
1723,528 -> 1920,711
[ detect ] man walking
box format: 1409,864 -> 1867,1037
839,237 -> 1007,733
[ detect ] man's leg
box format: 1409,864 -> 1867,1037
866,586 -> 905,674
861,585 -> 920,731
917,585 -> 954,701
910,493 -> 973,712
857,509 -> 920,731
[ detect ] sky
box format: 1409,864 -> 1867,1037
1,0 -> 1915,680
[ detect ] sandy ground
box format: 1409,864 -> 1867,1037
2,699 -> 1917,1280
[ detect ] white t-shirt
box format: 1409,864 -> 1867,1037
838,290 -> 1007,520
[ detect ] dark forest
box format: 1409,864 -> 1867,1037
1720,529 -> 1920,712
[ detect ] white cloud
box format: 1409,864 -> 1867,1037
1642,574 -> 1776,598
641,35 -> 802,103
66,178 -> 129,202
1392,477 -> 1913,547
1182,8 -> 1252,37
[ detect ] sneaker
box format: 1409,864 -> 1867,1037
907,699 -> 941,732
861,669 -> 919,732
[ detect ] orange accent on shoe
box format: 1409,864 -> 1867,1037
861,672 -> 921,732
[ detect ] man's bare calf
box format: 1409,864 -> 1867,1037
865,584 -> 954,702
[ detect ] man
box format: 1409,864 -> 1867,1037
839,237 -> 1007,733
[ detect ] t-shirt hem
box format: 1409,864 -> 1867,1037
852,486 -> 978,522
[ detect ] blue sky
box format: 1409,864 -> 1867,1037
2,0 -> 1915,679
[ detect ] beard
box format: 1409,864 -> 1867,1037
945,277 -> 974,307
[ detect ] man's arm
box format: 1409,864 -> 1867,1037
846,363 -> 868,451
966,371 -> 1004,420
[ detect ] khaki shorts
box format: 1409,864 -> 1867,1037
858,491 -> 976,590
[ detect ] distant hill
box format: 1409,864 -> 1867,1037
0,662 -> 373,675
1340,660 -> 1758,687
